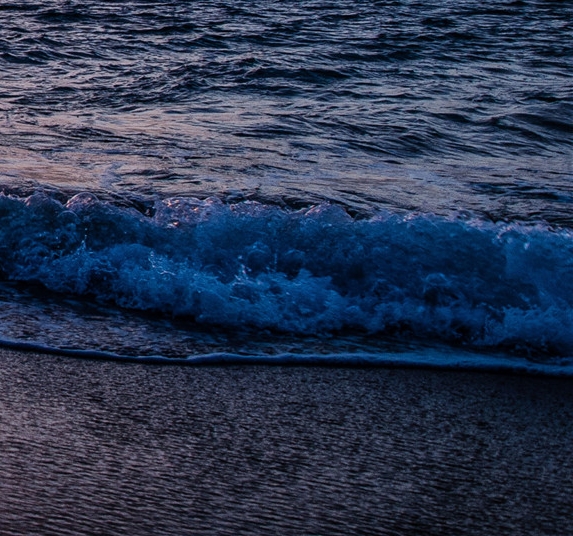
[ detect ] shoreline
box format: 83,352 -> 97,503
2,338 -> 572,378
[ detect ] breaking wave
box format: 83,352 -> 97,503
3,190 -> 573,361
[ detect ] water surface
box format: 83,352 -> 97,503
0,0 -> 572,371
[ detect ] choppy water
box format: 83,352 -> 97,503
0,0 -> 572,373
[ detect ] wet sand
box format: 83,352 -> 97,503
0,348 -> 572,535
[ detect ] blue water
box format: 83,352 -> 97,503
0,0 -> 572,374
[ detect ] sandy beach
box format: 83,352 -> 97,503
1,347 -> 572,535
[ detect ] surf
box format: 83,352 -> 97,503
2,190 -> 573,369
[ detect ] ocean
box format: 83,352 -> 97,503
2,2 -> 573,535
0,0 -> 572,374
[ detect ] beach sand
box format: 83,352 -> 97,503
0,347 -> 572,535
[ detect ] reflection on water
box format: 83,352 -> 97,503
0,0 -> 571,222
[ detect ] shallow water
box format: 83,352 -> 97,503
0,0 -> 572,370
1,349 -> 573,535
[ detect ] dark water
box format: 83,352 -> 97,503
2,0 -> 571,218
2,4 -> 573,532
0,0 -> 572,371
1,350 -> 573,535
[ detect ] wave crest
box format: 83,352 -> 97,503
3,191 -> 573,357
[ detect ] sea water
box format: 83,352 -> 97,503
0,0 -> 572,374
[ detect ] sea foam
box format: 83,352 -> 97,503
2,191 -> 573,359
